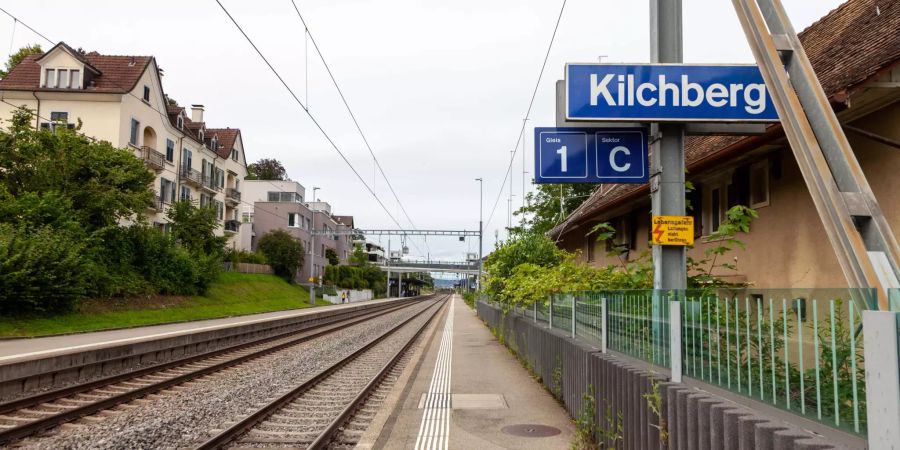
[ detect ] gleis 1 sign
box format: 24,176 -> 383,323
566,64 -> 779,122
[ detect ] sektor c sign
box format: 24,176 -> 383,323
566,64 -> 779,122
534,127 -> 648,184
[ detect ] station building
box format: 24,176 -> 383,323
550,0 -> 900,289
0,42 -> 249,248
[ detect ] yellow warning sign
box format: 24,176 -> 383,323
651,216 -> 694,246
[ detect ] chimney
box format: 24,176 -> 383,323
190,104 -> 204,123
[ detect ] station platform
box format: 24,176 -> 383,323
363,295 -> 575,450
0,297 -> 402,363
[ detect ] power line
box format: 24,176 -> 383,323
0,6 -> 423,258
287,0 -> 430,255
213,0 -> 426,257
484,0 -> 568,233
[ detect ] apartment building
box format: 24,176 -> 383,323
550,0 -> 900,290
242,180 -> 356,282
0,42 -> 249,247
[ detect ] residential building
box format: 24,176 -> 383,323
0,42 -> 249,247
550,0 -> 900,290
246,180 -> 355,282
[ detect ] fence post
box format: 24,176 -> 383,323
601,297 -> 608,353
572,295 -> 577,338
670,300 -> 683,383
863,310 -> 900,447
534,301 -> 537,323
548,295 -> 553,329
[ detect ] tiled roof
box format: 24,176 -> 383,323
0,44 -> 152,93
551,0 -> 900,239
206,128 -> 240,159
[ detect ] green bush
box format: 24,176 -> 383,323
258,230 -> 304,283
0,224 -> 89,314
225,248 -> 267,265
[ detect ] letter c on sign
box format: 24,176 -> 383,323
609,146 -> 631,172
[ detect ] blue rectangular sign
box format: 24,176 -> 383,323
566,64 -> 779,122
534,127 -> 648,184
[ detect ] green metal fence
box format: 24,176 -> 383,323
496,287 -> 876,437
890,288 -> 900,312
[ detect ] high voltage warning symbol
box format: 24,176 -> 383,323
651,216 -> 694,246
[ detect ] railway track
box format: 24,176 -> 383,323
0,296 -> 433,446
195,294 -> 448,449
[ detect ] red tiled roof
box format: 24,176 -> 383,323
206,128 -> 240,159
551,0 -> 900,238
0,43 -> 152,93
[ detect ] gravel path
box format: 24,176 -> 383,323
11,300 -> 439,450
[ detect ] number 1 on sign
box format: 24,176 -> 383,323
556,146 -> 567,172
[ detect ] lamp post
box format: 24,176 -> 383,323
475,178 -> 483,292
309,186 -> 320,306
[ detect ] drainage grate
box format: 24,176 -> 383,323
501,424 -> 561,438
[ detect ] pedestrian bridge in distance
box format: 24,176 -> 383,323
377,260 -> 479,275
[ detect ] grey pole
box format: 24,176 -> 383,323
650,0 -> 685,382
386,239 -> 391,298
309,226 -> 316,306
476,178 -> 483,292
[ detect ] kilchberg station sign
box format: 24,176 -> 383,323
566,63 -> 779,122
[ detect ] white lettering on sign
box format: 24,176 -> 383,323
546,137 -> 561,143
609,146 -> 631,172
589,73 -> 768,115
556,146 -> 568,172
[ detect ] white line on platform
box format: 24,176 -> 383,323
414,296 -> 454,450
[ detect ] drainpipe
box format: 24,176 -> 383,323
30,91 -> 41,129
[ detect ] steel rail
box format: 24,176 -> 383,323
194,294 -> 448,450
0,297 -> 429,446
306,297 -> 445,449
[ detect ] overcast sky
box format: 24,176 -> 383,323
3,0 -> 844,269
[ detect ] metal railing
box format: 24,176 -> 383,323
181,166 -> 204,186
224,219 -> 240,233
226,188 -> 241,202
141,146 -> 165,171
494,287 -> 878,437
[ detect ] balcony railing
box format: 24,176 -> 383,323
148,195 -> 163,211
181,166 -> 204,187
226,188 -> 241,203
141,146 -> 166,171
224,219 -> 240,233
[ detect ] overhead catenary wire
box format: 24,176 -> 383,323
483,0 -> 568,235
0,7 -> 422,259
213,0 -> 429,257
287,0 -> 430,255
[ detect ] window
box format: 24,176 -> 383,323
242,212 -> 253,223
165,139 -> 175,163
44,69 -> 55,87
231,148 -> 238,161
586,234 -> 596,262
749,160 -> 770,208
182,148 -> 192,171
143,85 -> 150,102
210,137 -> 218,151
176,115 -> 184,130
57,69 -> 69,89
710,187 -> 722,233
216,168 -> 225,189
160,178 -> 176,203
180,186 -> 191,201
266,191 -> 301,202
288,213 -> 300,228
50,111 -> 68,122
198,129 -> 204,141
70,70 -> 80,89
129,119 -> 140,145
216,201 -> 224,220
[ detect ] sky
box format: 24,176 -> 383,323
1,0 -> 845,268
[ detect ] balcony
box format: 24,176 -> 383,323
224,219 -> 240,234
201,176 -> 221,194
226,188 -> 241,205
181,166 -> 204,187
148,195 -> 163,211
141,146 -> 166,172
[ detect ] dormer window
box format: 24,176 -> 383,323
198,129 -> 204,141
176,115 -> 184,130
143,85 -> 150,102
42,68 -> 82,89
211,137 -> 218,150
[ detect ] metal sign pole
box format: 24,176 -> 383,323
650,0 -> 685,382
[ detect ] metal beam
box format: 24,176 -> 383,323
310,229 -> 481,237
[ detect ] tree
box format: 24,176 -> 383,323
246,158 -> 288,181
167,201 -> 227,256
258,230 -> 304,282
511,183 -> 597,236
0,44 -> 42,78
325,248 -> 339,265
349,244 -> 369,265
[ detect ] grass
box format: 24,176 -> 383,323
0,272 -> 332,338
